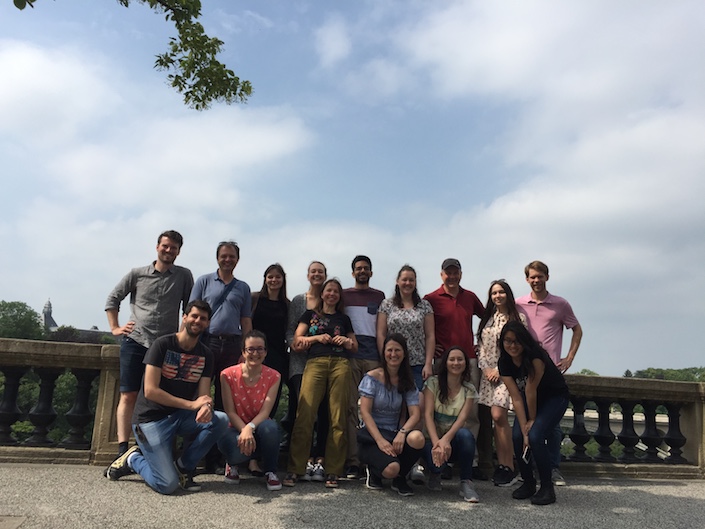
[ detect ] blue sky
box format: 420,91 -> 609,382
1,0 -> 703,376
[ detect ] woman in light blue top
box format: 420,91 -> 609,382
357,333 -> 425,497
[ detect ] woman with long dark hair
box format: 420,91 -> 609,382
357,333 -> 425,497
284,278 -> 358,489
422,346 -> 479,502
499,321 -> 569,505
251,263 -> 290,412
476,279 -> 526,486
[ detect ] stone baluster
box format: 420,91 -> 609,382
567,396 -> 592,461
617,399 -> 640,463
59,369 -> 100,449
0,367 -> 29,445
24,368 -> 63,447
593,397 -> 616,462
663,402 -> 687,464
639,400 -> 663,463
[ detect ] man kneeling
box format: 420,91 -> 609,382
106,300 -> 228,494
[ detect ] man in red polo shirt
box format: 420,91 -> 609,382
424,258 -> 486,479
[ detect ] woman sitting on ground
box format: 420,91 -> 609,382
218,330 -> 282,491
357,333 -> 425,497
423,346 -> 480,502
499,321 -> 569,506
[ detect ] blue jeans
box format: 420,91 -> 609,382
130,409 -> 228,494
218,418 -> 281,473
423,427 -> 475,481
512,395 -> 569,487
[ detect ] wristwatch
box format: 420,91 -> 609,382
399,427 -> 408,434
247,422 -> 256,432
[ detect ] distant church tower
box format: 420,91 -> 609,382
43,299 -> 59,332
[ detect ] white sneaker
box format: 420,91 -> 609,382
409,463 -> 425,485
301,461 -> 315,481
311,462 -> 325,482
224,463 -> 240,485
459,480 -> 479,503
266,471 -> 282,491
551,468 -> 567,486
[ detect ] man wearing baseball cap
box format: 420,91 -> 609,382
424,258 -> 486,479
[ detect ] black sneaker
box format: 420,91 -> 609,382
391,476 -> 414,497
512,480 -> 537,500
345,465 -> 361,480
365,467 -> 383,490
472,466 -> 488,481
106,446 -> 140,481
174,462 -> 202,492
531,485 -> 556,505
441,464 -> 453,480
494,465 -> 519,487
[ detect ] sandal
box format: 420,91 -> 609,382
325,474 -> 339,488
248,460 -> 264,477
283,473 -> 298,487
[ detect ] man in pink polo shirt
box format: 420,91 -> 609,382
424,258 -> 486,480
516,260 -> 583,486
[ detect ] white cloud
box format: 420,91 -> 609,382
314,14 -> 352,68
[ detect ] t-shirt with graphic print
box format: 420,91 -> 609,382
298,309 -> 354,360
132,334 -> 214,424
221,364 -> 281,424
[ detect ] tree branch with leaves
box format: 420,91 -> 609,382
14,0 -> 252,109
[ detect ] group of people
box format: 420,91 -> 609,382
104,230 -> 582,506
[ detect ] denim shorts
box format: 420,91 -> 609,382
119,337 -> 148,392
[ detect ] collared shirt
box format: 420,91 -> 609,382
516,292 -> 579,365
424,285 -> 484,359
189,271 -> 252,336
105,263 -> 194,348
343,287 -> 385,361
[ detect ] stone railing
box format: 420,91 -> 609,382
1,338 -> 704,476
0,338 -> 121,465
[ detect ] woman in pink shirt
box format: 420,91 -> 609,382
218,330 -> 282,491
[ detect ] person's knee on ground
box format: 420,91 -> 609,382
406,430 -> 425,450
382,461 -> 401,479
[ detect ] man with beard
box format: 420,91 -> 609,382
105,230 -> 194,460
105,300 -> 228,494
343,255 -> 385,480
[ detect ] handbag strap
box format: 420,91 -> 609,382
210,278 -> 237,316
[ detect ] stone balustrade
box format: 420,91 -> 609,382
1,338 -> 704,476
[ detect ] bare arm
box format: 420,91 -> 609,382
376,311 -> 388,357
558,324 -> 583,373
240,316 -> 253,335
422,312 -> 436,380
144,365 -> 212,414
106,308 -> 135,337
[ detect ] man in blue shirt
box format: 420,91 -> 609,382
189,240 -> 252,472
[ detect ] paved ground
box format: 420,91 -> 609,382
1,464 -> 704,529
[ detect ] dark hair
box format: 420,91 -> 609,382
435,346 -> 472,404
380,333 -> 416,393
184,299 -> 212,319
242,329 -> 268,350
477,280 -> 522,344
260,263 -> 288,302
316,278 -> 344,313
351,255 -> 372,271
392,264 -> 422,309
524,260 -> 549,278
499,321 -> 548,379
217,240 -> 240,259
158,230 -> 183,248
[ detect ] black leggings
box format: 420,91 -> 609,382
358,428 -> 422,478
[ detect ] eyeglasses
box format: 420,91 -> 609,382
244,347 -> 266,354
502,339 -> 520,347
